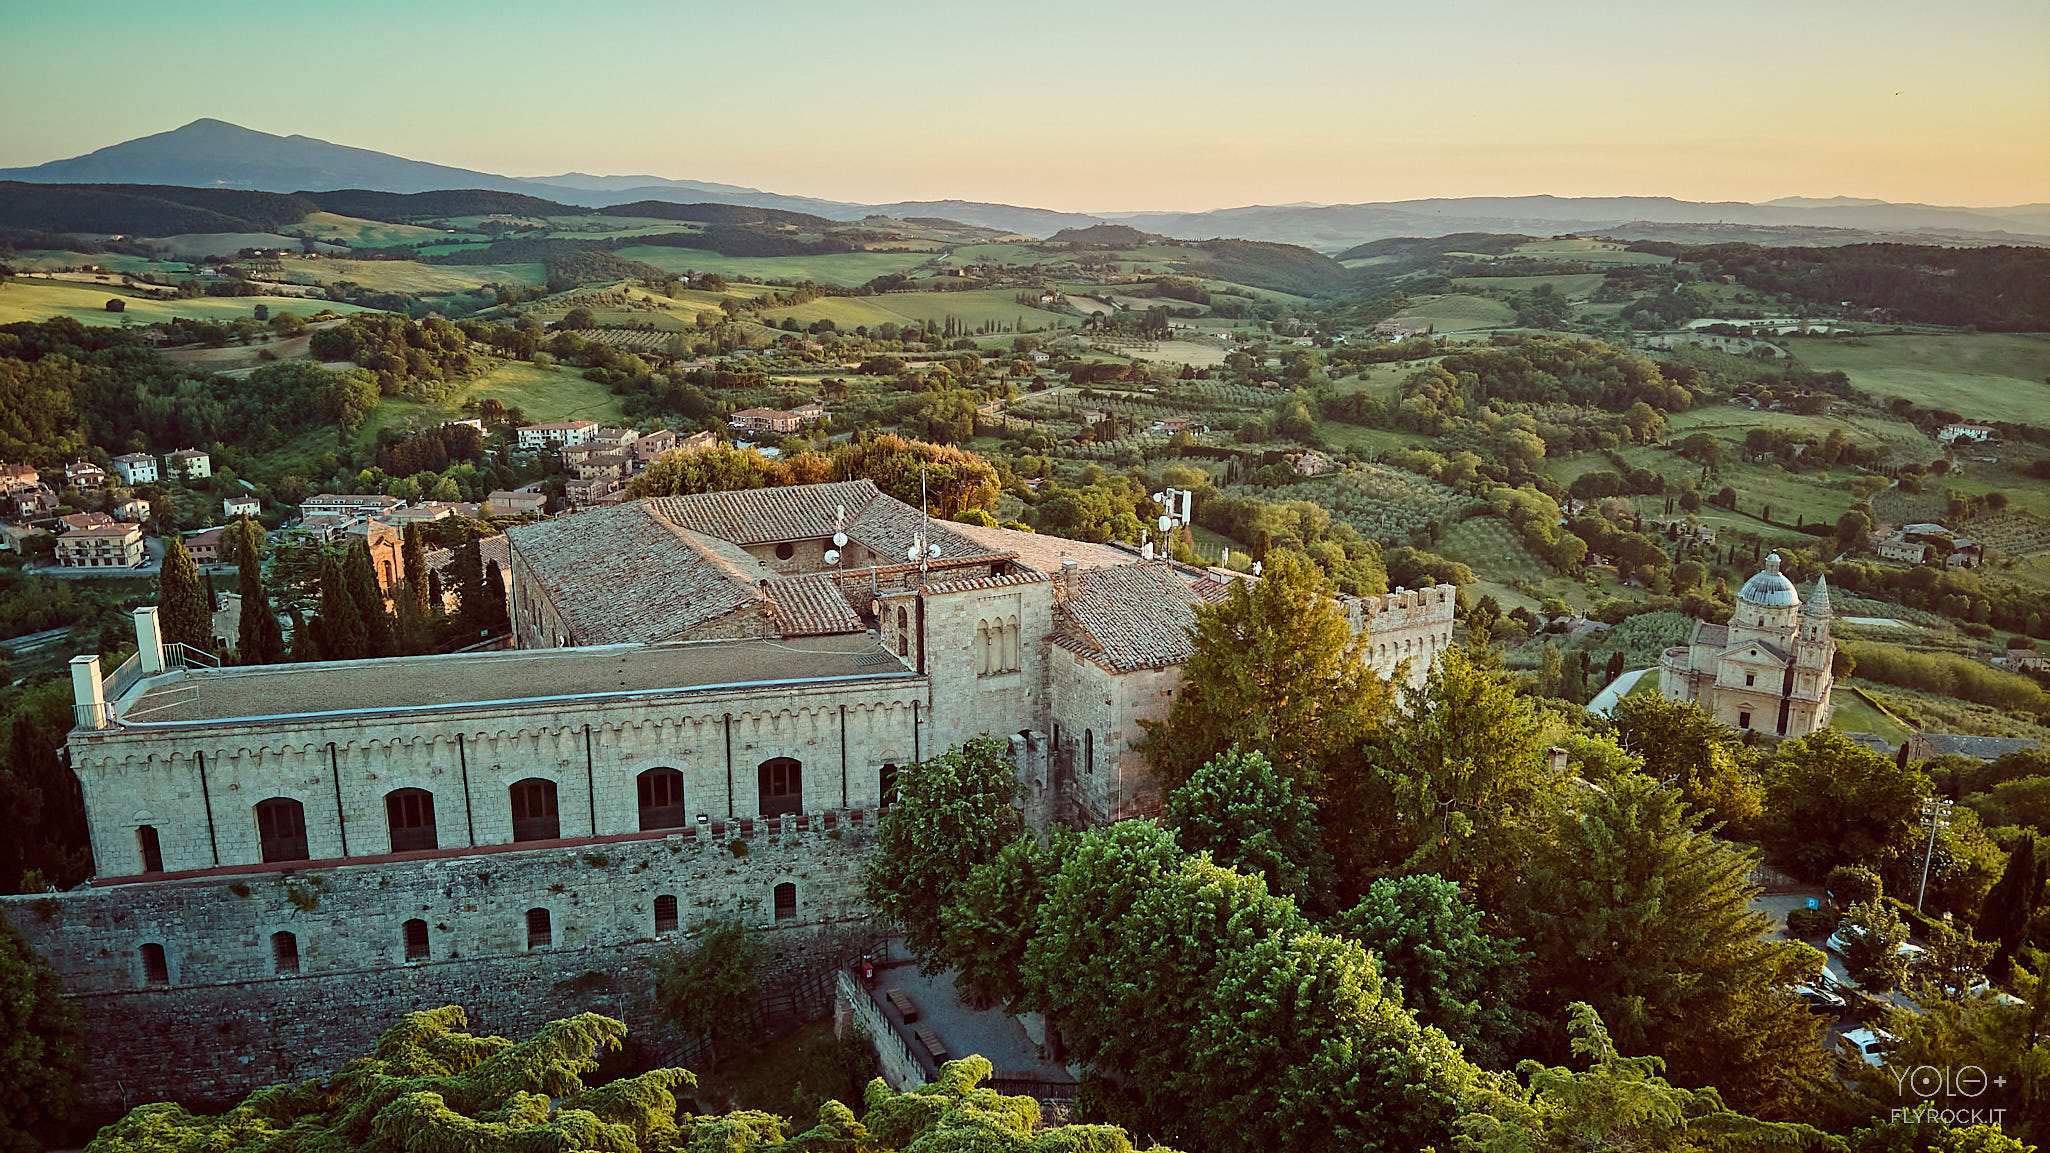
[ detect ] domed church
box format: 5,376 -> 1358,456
1657,553 -> 1835,737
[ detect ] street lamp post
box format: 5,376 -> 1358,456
1917,796 -> 1954,913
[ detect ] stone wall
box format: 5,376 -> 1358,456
1354,583 -> 1459,687
2,820 -> 877,1114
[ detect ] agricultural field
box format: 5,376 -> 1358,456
278,257 -> 548,294
1451,273 -> 1607,298
1662,404 -> 1934,462
1826,690 -> 1912,745
1117,338 -> 1231,367
1386,293 -> 1518,332
1333,359 -> 1434,399
292,212 -> 472,247
613,246 -> 936,287
0,249 -> 194,276
755,288 -> 1071,334
1507,238 -> 1673,265
1788,332 -> 2050,426
1259,465 -> 1471,543
0,279 -> 372,327
136,232 -> 340,259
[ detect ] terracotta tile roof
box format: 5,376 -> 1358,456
651,480 -> 996,563
766,574 -> 866,635
944,522 -> 1139,574
1693,622 -> 1729,648
1054,563 -> 1204,672
920,571 -> 1051,596
506,503 -> 772,644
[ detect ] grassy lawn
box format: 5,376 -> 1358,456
0,249 -> 193,275
1389,293 -> 1518,331
355,362 -> 625,444
1828,689 -> 1913,745
1788,333 -> 2050,426
0,280 -> 374,327
614,246 -> 937,287
282,258 -> 548,294
1333,359 -> 1433,399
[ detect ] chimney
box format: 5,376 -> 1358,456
134,605 -> 165,674
1547,746 -> 1570,775
1060,558 -> 1078,599
71,654 -> 107,729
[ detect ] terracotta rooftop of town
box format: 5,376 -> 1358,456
1055,563 -> 1214,672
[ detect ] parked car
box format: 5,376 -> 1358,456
1828,925 -> 1927,964
1839,1026 -> 1896,1067
1794,979 -> 1847,1014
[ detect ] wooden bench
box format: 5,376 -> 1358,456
914,1027 -> 949,1061
885,988 -> 920,1022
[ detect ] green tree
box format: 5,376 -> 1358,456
1370,645 -> 1560,901
0,908 -> 85,1153
450,536 -> 486,637
392,580 -> 429,656
1510,771 -> 1832,1118
156,536 -> 213,651
86,1003 -> 1173,1152
1612,692 -> 1763,834
400,523 -> 430,615
311,550 -> 367,661
483,559 -> 510,634
233,517 -> 285,665
1162,746 -> 1333,908
343,541 -> 396,658
1332,874 -> 1532,1067
939,831 -> 1070,1009
1827,865 -> 1885,908
1456,1003 -> 1830,1153
864,737 -> 1022,969
1980,838 -> 2041,983
650,918 -> 759,1070
1762,730 -> 1930,880
1138,552 -> 1386,797
1838,900 -> 1913,991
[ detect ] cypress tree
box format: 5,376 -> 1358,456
1982,838 -> 2041,982
313,552 -> 367,661
156,537 -> 213,652
401,523 -> 430,614
393,581 -> 429,656
451,537 -> 485,637
427,570 -> 444,612
234,518 -> 286,665
286,606 -> 319,662
204,570 -> 221,612
344,542 -> 397,658
483,559 -> 510,635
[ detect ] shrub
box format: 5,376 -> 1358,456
1785,906 -> 1840,939
1826,865 -> 1883,907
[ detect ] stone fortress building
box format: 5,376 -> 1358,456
8,479 -> 1457,1111
1658,553 -> 1835,738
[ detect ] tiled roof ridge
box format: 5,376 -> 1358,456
918,571 -> 1050,596
646,511 -> 771,612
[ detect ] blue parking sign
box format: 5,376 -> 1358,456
1806,898 -> 1819,910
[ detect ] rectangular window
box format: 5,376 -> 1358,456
141,943 -> 169,986
526,907 -> 552,950
272,932 -> 300,975
403,919 -> 430,962
1738,710 -> 1752,729
654,895 -> 679,934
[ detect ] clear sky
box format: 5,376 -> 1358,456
1,0 -> 2043,211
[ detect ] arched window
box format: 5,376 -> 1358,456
774,882 -> 798,921
510,779 -> 559,842
1004,615 -> 1019,671
638,768 -> 686,831
526,907 -> 552,950
255,798 -> 309,863
272,931 -> 299,974
896,606 -> 909,657
879,763 -> 899,808
403,919 -> 430,962
385,788 -> 438,852
759,758 -> 802,817
1084,729 -> 1094,776
141,943 -> 169,986
137,825 -> 163,874
975,620 -> 990,675
654,895 -> 679,934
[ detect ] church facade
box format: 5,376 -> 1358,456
1658,554 -> 1835,737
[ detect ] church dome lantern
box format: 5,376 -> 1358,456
1737,554 -> 1800,608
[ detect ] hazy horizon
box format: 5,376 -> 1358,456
2,0 -> 2044,212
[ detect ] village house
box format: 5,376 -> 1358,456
65,461 -> 107,489
729,407 -> 808,435
10,486 -> 58,519
631,428 -> 682,462
591,426 -> 640,452
378,504 -> 453,527
0,523 -> 47,554
163,448 -> 211,481
112,496 -> 151,522
516,420 -> 599,450
564,476 -> 625,505
1994,650 -> 2048,674
110,453 -> 158,485
55,522 -> 144,568
571,452 -> 633,483
1374,319 -> 1434,341
0,462 -> 40,492
1150,417 -> 1193,435
485,490 -> 548,516
183,527 -> 227,566
301,493 -> 405,518
294,513 -> 360,541
1293,451 -> 1336,477
223,496 -> 261,519
1874,535 -> 1927,563
58,512 -> 116,533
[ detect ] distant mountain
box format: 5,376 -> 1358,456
4,120 -> 2045,248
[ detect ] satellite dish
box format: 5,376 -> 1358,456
1152,491 -> 1165,503
824,549 -> 840,564
907,545 -> 919,562
833,531 -> 848,547
1253,561 -> 1263,576
1158,515 -> 1172,532
928,543 -> 942,558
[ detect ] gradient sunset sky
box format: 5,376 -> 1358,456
2,0 -> 2043,211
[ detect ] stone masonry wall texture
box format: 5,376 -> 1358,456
3,819 -> 875,1114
